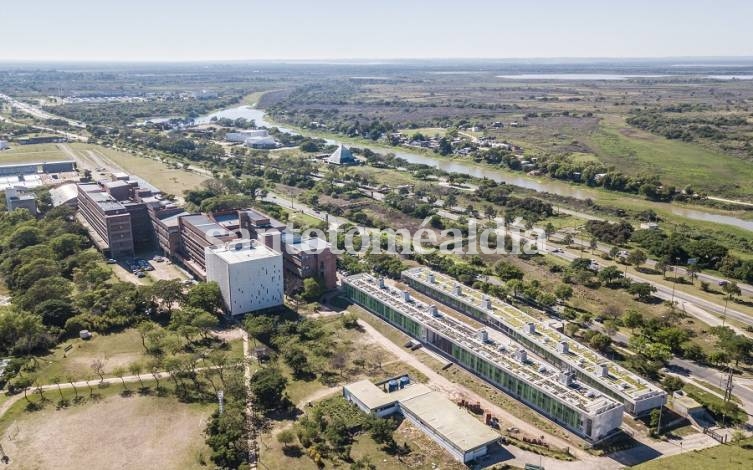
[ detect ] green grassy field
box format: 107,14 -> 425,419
69,143 -> 208,195
0,143 -> 70,164
634,438 -> 753,470
588,117 -> 753,199
399,127 -> 447,138
31,329 -> 148,384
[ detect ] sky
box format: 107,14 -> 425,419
2,0 -> 752,61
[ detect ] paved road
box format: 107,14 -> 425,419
0,93 -> 86,129
560,232 -> 753,298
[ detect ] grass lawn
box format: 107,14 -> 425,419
0,143 -> 71,164
633,437 -> 753,470
588,116 -> 753,199
399,127 -> 447,138
0,385 -> 212,470
68,143 -> 208,195
31,329 -> 149,384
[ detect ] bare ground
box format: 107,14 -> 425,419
2,395 -> 211,470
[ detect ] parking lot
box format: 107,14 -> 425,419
108,253 -> 191,285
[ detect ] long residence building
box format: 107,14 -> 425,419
344,273 -> 624,441
77,183 -> 135,258
402,268 -> 666,416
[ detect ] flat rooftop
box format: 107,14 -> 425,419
344,380 -> 432,410
400,391 -> 500,452
181,214 -> 231,237
345,274 -> 622,417
206,240 -> 280,264
403,268 -> 665,403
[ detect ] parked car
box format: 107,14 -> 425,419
106,258 -> 117,264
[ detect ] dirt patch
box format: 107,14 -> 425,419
2,395 -> 210,470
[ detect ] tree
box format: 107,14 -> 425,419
621,309 -> 644,329
627,249 -> 647,269
368,416 -> 396,445
146,279 -> 185,313
598,266 -> 623,287
284,348 -> 310,378
301,277 -> 324,302
662,376 -> 685,393
563,234 -> 574,246
186,282 -> 223,313
91,359 -> 105,382
628,282 -> 657,301
129,362 -> 144,389
244,314 -> 276,346
277,429 -> 296,450
586,332 -> 612,352
249,367 -> 287,410
544,222 -> 556,240
13,375 -> 33,404
554,284 -> 573,302
443,193 -> 457,209
113,366 -> 128,391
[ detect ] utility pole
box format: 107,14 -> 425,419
723,365 -> 734,403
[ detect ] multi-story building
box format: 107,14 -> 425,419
205,239 -> 284,315
4,187 -> 37,214
344,273 -> 624,442
77,183 -> 134,258
402,268 -> 667,416
178,214 -> 234,278
259,232 -> 337,292
149,204 -> 190,258
76,174 -> 164,259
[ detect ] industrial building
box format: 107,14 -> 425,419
402,268 -> 666,416
343,379 -> 500,463
344,273 -> 625,441
0,160 -> 75,176
4,187 -> 37,214
205,240 -> 284,315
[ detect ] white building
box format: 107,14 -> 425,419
343,379 -> 500,463
205,240 -> 284,316
225,130 -> 269,143
244,135 -> 277,149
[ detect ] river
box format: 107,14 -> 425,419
194,106 -> 753,232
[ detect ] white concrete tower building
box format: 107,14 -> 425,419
205,240 -> 283,315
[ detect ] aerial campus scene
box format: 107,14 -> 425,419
3,1 -> 753,470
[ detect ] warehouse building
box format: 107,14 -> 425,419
205,240 -> 283,315
344,274 -> 624,441
343,379 -> 500,463
402,267 -> 666,416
